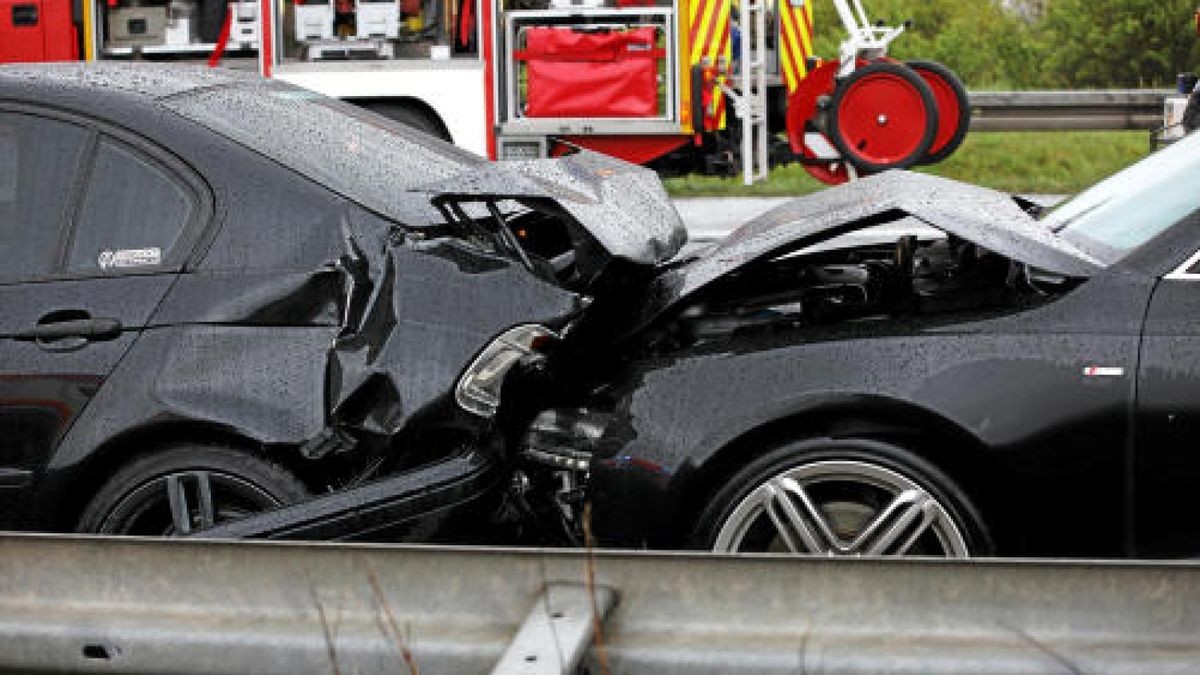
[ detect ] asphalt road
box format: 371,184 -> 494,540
673,197 -> 789,242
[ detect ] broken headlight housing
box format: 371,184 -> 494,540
520,407 -> 612,472
455,324 -> 560,418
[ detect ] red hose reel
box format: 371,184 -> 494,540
786,57 -> 970,186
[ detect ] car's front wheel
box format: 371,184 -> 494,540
77,445 -> 309,536
694,438 -> 988,557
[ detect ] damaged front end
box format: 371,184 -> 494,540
507,172 -> 1104,546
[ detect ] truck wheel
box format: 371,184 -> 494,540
906,60 -> 970,165
693,438 -> 990,557
363,103 -> 452,142
198,0 -> 227,44
77,445 -> 308,536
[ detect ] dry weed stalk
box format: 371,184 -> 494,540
362,558 -> 420,675
582,502 -> 612,675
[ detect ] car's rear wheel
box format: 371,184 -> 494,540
695,438 -> 988,557
77,445 -> 308,536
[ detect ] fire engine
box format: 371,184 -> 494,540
1,0 -> 970,185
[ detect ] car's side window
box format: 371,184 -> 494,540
0,112 -> 89,281
66,137 -> 195,274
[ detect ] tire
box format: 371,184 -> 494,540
828,62 -> 938,174
692,437 -> 990,557
363,103 -> 452,142
906,60 -> 970,165
77,445 -> 309,536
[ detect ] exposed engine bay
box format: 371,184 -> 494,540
653,231 -> 1081,350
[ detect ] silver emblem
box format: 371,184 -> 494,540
98,248 -> 162,270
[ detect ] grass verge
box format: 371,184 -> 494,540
663,130 -> 1149,198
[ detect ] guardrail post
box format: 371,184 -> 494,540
492,583 -> 616,675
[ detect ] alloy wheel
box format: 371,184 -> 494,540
96,470 -> 283,535
712,460 -> 970,557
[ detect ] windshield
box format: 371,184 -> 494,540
1045,131 -> 1200,264
163,81 -> 484,225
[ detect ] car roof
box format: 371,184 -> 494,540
0,62 -> 259,101
0,62 -> 491,227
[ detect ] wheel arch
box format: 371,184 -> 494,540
46,421 -> 304,531
677,394 -> 1015,551
349,97 -> 453,142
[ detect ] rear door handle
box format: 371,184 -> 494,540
16,317 -> 123,344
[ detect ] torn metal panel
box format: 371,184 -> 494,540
637,171 -> 1102,327
45,201 -> 582,500
412,150 -> 687,267
327,208 -> 584,439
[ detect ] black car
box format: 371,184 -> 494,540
514,134 -> 1200,560
6,63 -> 1199,561
0,63 -> 685,538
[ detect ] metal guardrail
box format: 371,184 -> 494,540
969,89 -> 1172,131
2,533 -> 1199,674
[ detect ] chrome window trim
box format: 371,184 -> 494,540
1165,248 -> 1200,281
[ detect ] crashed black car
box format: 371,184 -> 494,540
5,63 -> 1200,561
515,131 -> 1200,560
0,63 -> 682,538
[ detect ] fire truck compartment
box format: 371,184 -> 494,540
521,26 -> 660,118
0,0 -> 78,63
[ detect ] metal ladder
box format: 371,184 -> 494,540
721,0 -> 770,185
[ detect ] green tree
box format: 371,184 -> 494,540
1037,0 -> 1200,88
802,0 -> 1200,89
807,0 -> 1041,89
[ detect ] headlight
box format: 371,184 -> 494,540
455,324 -> 559,418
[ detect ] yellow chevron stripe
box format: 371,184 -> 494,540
709,8 -> 729,59
779,9 -> 804,90
690,0 -> 717,63
714,8 -> 730,126
799,2 -> 814,66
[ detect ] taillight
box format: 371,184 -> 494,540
455,324 -> 560,418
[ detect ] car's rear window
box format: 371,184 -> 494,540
163,82 -> 483,224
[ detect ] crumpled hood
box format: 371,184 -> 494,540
637,171 -> 1102,326
411,150 -> 687,267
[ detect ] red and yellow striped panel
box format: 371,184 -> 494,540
777,0 -> 814,93
687,0 -> 732,129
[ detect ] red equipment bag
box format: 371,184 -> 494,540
519,26 -> 662,118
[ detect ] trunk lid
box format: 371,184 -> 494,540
410,150 -> 687,270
